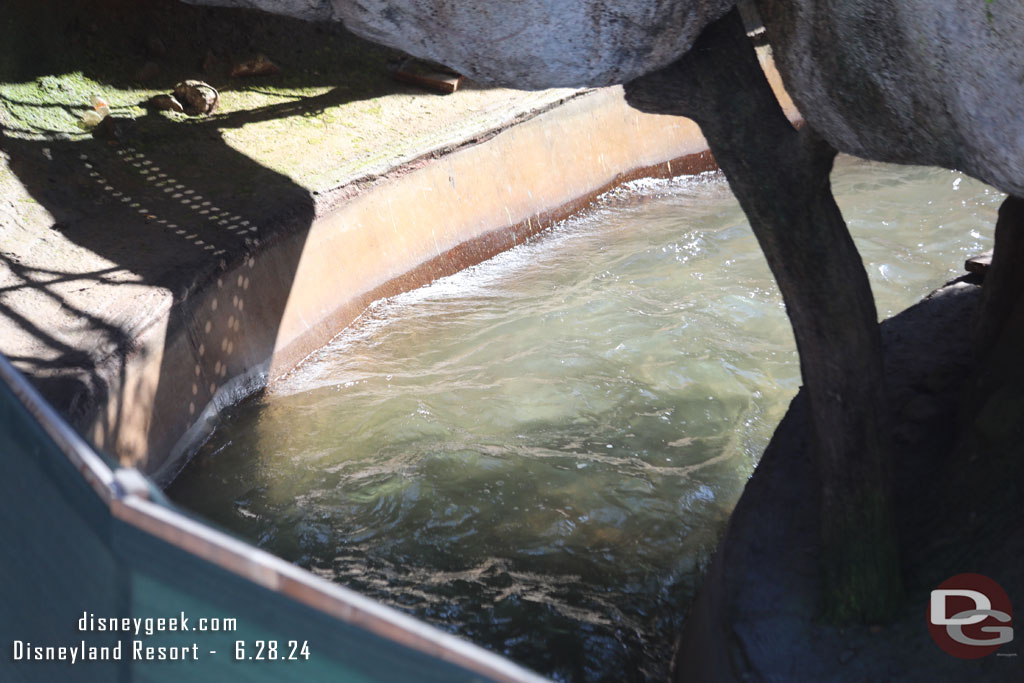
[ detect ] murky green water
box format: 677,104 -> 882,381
168,158 -> 1001,681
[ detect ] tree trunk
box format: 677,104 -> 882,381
626,9 -> 902,621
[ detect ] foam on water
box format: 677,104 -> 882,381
169,158 -> 1001,681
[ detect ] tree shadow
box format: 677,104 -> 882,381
0,104 -> 315,472
0,0 -> 499,474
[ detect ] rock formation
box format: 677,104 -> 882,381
185,0 -> 735,86
185,1 -> 1024,194
184,0 -> 1024,670
757,0 -> 1024,197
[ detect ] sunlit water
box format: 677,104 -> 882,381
168,158 -> 1001,681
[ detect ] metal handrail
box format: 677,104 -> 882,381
0,351 -> 546,682
0,353 -> 118,501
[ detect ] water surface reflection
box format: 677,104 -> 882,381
169,159 -> 1000,681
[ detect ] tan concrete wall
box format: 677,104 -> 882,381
91,55 -> 798,483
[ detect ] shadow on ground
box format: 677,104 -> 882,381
0,107 -> 313,456
0,0 -> 414,462
0,0 -> 407,108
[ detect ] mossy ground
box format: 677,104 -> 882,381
0,0 -> 577,429
0,0 -> 575,196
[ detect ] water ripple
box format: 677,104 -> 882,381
170,159 -> 1001,681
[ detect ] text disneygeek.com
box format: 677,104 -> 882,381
9,612 -> 310,664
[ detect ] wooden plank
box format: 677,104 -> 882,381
393,59 -> 464,94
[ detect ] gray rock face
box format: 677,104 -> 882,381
183,0 -> 735,87
757,0 -> 1024,196
185,0 -> 1024,194
184,0 -> 339,22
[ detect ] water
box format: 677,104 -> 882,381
168,158 -> 1001,681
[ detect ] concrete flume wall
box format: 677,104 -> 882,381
88,51 -> 797,483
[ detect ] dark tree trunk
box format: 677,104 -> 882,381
626,9 -> 902,621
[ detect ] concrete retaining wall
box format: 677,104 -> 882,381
84,51 -> 797,483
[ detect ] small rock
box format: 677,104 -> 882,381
230,54 -> 281,78
93,116 -> 136,143
149,94 -> 184,113
136,61 -> 160,83
173,80 -> 218,116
